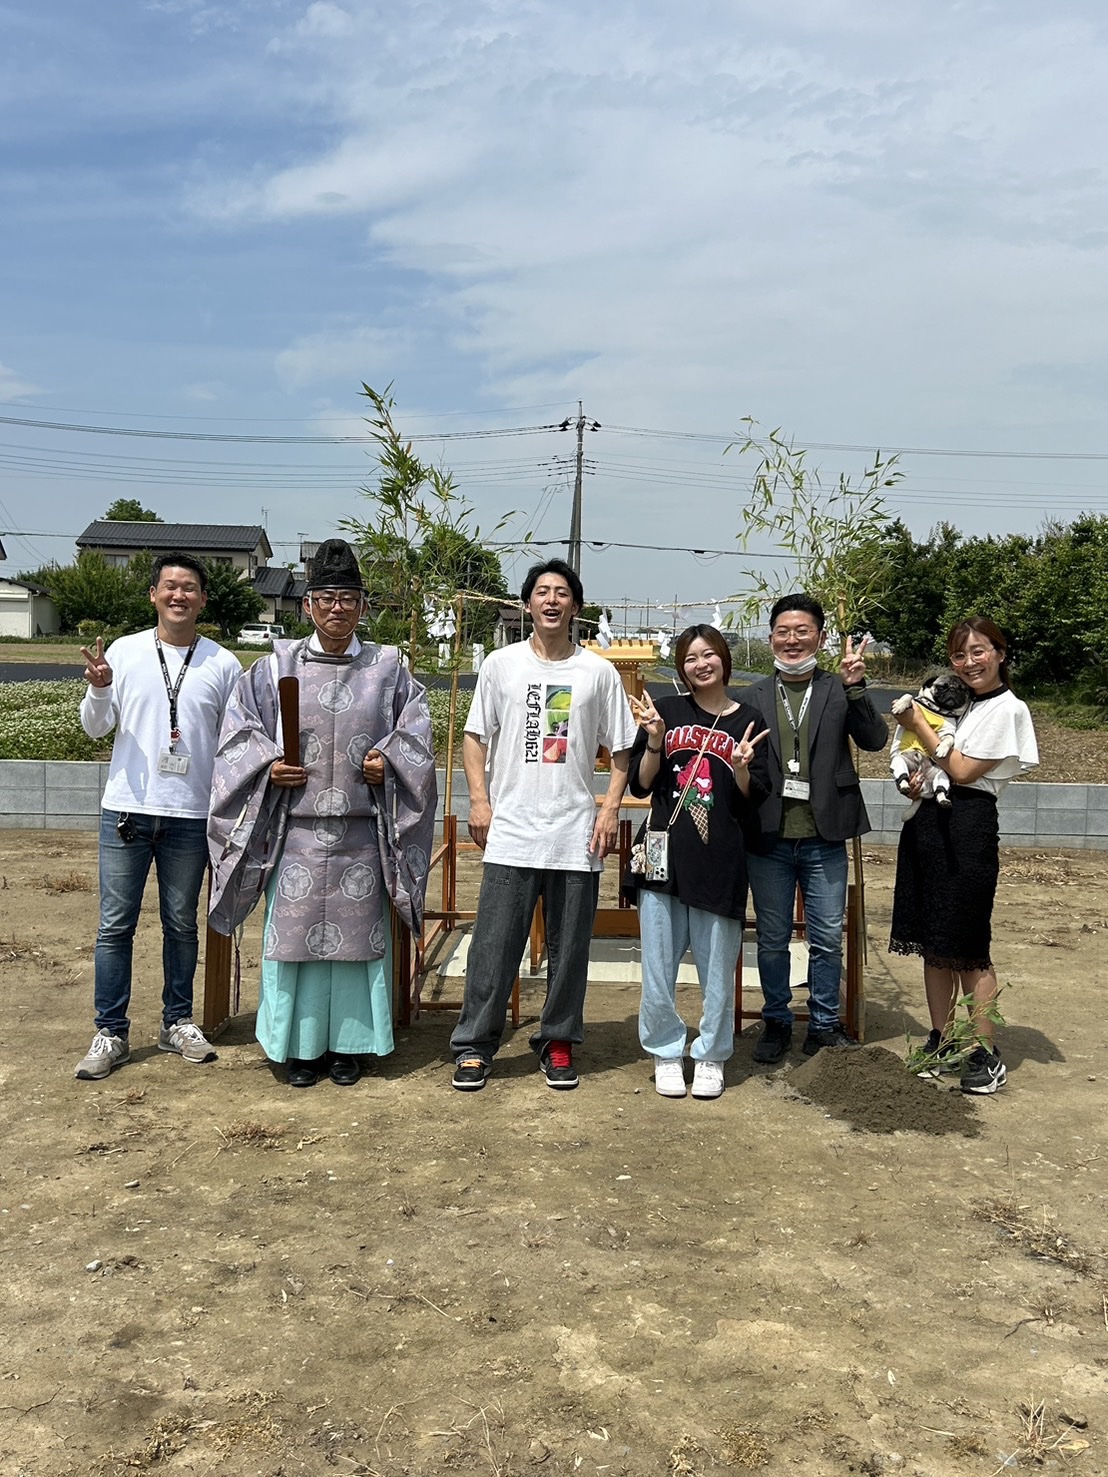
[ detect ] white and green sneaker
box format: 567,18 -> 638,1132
75,1029 -> 131,1080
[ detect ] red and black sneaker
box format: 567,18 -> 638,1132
540,1040 -> 579,1090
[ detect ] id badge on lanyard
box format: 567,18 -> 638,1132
777,676 -> 812,802
156,635 -> 197,776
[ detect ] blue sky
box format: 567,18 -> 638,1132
3,0 -> 1108,625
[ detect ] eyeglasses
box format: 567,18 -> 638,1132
311,591 -> 362,611
951,646 -> 997,665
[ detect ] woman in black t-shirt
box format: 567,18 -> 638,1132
628,626 -> 770,1099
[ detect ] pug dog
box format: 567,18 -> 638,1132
889,668 -> 973,820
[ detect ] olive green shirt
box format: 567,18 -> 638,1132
776,676 -> 818,839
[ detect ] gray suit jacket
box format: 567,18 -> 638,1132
740,669 -> 888,844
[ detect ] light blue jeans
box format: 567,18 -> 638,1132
638,890 -> 742,1062
94,809 -> 209,1037
746,838 -> 848,1031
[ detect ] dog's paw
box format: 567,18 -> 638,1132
934,736 -> 954,759
935,790 -> 952,807
891,694 -> 913,715
895,776 -> 912,795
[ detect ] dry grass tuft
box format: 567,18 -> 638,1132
94,1413 -> 192,1471
208,1411 -> 283,1454
720,1425 -> 772,1468
217,1120 -> 287,1149
974,1195 -> 1096,1274
1006,1396 -> 1092,1468
948,1432 -> 988,1459
118,1087 -> 147,1105
668,1433 -> 709,1474
0,934 -> 36,962
33,870 -> 94,894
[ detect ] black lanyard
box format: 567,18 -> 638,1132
776,676 -> 813,773
155,635 -> 198,750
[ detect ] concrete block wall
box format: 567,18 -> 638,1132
860,779 -> 1108,849
0,760 -> 111,830
0,762 -> 1105,850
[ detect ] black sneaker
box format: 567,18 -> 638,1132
539,1041 -> 579,1090
802,1026 -> 859,1056
452,1055 -> 491,1091
960,1045 -> 1006,1095
752,1019 -> 792,1064
915,1028 -> 960,1078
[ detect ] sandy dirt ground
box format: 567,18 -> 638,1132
0,829 -> 1106,1477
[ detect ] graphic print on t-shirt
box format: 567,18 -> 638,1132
674,753 -> 713,843
542,685 -> 572,764
522,682 -> 573,764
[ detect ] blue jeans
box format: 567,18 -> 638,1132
746,838 -> 848,1031
638,890 -> 742,1062
94,809 -> 210,1037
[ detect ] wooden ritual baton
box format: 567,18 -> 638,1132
278,675 -> 300,766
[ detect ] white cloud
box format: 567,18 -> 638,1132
269,1 -> 354,48
0,362 -> 42,401
182,381 -> 224,401
274,325 -> 413,392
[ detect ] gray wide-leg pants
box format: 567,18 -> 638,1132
449,864 -> 601,1062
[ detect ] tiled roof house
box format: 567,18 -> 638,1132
76,522 -> 273,575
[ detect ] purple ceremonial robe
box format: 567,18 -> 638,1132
207,638 -> 436,960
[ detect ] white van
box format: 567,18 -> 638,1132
237,622 -> 284,647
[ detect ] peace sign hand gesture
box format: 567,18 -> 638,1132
731,721 -> 770,771
629,691 -> 665,746
80,636 -> 113,689
839,634 -> 870,687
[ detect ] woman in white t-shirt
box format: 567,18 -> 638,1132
889,618 -> 1038,1095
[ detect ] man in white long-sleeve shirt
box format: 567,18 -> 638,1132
75,552 -> 242,1080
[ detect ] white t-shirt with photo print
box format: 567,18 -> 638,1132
465,640 -> 636,871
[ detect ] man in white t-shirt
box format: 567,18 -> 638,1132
74,552 -> 243,1080
451,560 -> 636,1091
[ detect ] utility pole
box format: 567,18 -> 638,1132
568,402 -> 585,575
561,402 -> 600,575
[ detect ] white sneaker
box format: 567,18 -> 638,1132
691,1060 -> 725,1099
75,1029 -> 131,1080
158,1019 -> 217,1064
654,1057 -> 687,1097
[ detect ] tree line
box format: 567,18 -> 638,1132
861,516 -> 1108,695
20,551 -> 266,639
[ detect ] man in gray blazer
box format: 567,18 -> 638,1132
743,593 -> 888,1061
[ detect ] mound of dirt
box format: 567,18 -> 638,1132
790,1043 -> 982,1135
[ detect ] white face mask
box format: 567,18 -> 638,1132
774,654 -> 819,676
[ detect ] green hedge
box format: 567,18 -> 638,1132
0,680 -> 106,760
0,679 -> 473,762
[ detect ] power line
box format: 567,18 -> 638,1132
4,406 -> 1108,461
603,423 -> 1108,461
0,412 -> 566,444
0,398 -> 575,423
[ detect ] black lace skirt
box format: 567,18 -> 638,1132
888,787 -> 1000,972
